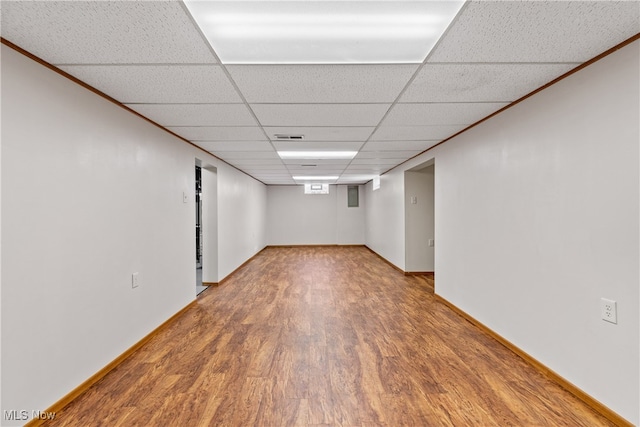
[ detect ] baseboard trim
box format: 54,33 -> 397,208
404,271 -> 434,277
267,244 -> 335,248
268,244 -> 337,248
266,244 -> 366,248
435,294 -> 632,427
25,300 -> 198,427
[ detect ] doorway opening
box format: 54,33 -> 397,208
195,165 -> 206,295
404,160 -> 435,290
195,160 -> 218,296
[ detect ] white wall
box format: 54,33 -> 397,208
0,39 -> 4,420
336,185 -> 366,245
405,167 -> 435,272
217,162 -> 267,279
0,45 -> 266,423
365,172 -> 405,270
364,41 -> 639,424
266,184 -> 365,245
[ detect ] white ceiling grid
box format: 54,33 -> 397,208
1,1 -> 639,185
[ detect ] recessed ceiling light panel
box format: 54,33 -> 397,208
293,175 -> 339,181
184,1 -> 465,64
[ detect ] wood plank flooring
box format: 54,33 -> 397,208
45,246 -> 614,426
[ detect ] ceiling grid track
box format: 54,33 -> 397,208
2,0 -> 637,185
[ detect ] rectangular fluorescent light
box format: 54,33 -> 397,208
293,176 -> 339,181
184,1 -> 465,64
278,151 -> 357,160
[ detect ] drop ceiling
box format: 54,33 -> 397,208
1,1 -> 638,185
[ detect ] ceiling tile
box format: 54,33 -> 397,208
168,127 -> 267,142
342,165 -> 394,173
226,64 -> 418,103
226,159 -> 285,166
252,179 -> 295,184
430,1 -> 640,63
252,104 -> 390,127
371,125 -> 465,141
215,151 -> 279,161
230,165 -> 289,170
355,151 -> 421,159
401,63 -> 578,103
361,141 -> 440,152
288,168 -> 346,175
125,104 -> 257,127
244,171 -> 292,176
256,178 -> 296,185
383,103 -> 509,126
1,1 -> 216,64
58,65 -> 241,104
351,158 -> 401,166
264,127 -> 375,142
282,159 -> 351,166
336,175 -> 378,184
246,176 -> 290,180
194,141 -> 273,152
273,141 -> 363,152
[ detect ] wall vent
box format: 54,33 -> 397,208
274,134 -> 304,140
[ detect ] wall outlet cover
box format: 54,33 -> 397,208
600,298 -> 617,324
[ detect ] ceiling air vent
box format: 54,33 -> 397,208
274,134 -> 304,140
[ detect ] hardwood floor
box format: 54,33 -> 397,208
46,246 -> 614,426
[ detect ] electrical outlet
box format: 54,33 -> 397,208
183,192 -> 188,203
132,272 -> 139,289
600,298 -> 617,324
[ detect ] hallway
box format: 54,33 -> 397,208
46,246 -> 612,426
